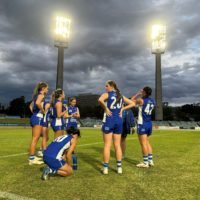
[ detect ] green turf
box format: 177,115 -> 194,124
0,118 -> 29,124
0,128 -> 200,200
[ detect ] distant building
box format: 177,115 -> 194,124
68,93 -> 100,107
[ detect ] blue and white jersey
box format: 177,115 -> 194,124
51,99 -> 65,130
43,100 -> 51,124
138,97 -> 155,125
52,100 -> 64,119
44,135 -> 72,160
32,93 -> 44,118
62,100 -> 67,111
103,91 -> 123,122
67,106 -> 78,124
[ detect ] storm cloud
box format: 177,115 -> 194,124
0,0 -> 200,105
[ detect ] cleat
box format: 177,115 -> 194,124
149,161 -> 154,167
29,158 -> 44,165
117,167 -> 122,174
37,151 -> 43,157
41,166 -> 51,180
136,162 -> 149,168
102,167 -> 108,175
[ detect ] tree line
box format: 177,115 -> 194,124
0,96 -> 200,121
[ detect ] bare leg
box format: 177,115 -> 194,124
57,164 -> 73,177
42,127 -> 49,150
54,130 -> 64,139
113,134 -> 122,161
29,125 -> 42,155
103,133 -> 112,163
138,134 -> 148,156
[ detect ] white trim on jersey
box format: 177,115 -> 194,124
138,106 -> 143,125
56,141 -> 71,160
36,113 -> 43,118
55,118 -> 62,126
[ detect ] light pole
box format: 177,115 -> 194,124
151,25 -> 166,121
54,16 -> 71,89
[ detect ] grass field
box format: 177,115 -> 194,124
0,128 -> 200,200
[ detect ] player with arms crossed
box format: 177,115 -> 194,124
131,86 -> 155,168
66,97 -> 80,130
98,80 -> 135,174
41,127 -> 80,180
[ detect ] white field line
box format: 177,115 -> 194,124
0,132 -> 173,159
0,191 -> 36,200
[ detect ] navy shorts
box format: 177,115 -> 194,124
43,155 -> 66,171
30,115 -> 43,127
41,118 -> 49,128
102,116 -> 122,134
137,122 -> 152,136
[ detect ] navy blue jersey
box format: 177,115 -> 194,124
52,100 -> 64,118
62,100 -> 67,111
67,106 -> 78,124
44,135 -> 73,159
43,101 -> 51,123
138,97 -> 155,125
32,93 -> 44,115
107,91 -> 123,117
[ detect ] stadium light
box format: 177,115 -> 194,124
151,25 -> 166,54
54,16 -> 71,89
151,24 -> 166,121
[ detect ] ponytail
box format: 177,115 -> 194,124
107,80 -> 122,103
50,91 -> 55,106
115,85 -> 122,104
32,82 -> 48,100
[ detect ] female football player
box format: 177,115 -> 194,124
131,86 -> 155,168
41,127 -> 80,180
37,100 -> 51,157
98,80 -> 135,174
51,89 -> 67,139
29,82 -> 48,165
66,97 -> 80,130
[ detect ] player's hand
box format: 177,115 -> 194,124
119,108 -> 124,117
137,89 -> 143,96
105,108 -> 112,116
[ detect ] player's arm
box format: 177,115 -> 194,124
98,93 -> 112,116
132,98 -> 144,106
29,101 -> 33,113
36,94 -> 45,114
131,90 -> 143,101
56,102 -> 67,118
45,103 -> 51,113
73,108 -> 80,119
65,135 -> 78,166
120,96 -> 135,116
63,106 -> 69,119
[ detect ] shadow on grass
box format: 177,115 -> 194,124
77,152 -> 102,173
123,157 -> 138,165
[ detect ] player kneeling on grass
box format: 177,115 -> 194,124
131,86 -> 155,168
41,127 -> 80,180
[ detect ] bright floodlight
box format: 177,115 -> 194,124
54,16 -> 71,47
151,25 -> 166,54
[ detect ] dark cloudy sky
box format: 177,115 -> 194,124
0,0 -> 200,105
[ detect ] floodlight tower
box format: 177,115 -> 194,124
151,25 -> 166,121
54,16 -> 71,89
